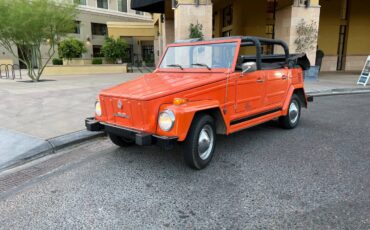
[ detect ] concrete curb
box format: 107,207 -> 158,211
0,130 -> 105,172
47,130 -> 106,151
307,88 -> 370,97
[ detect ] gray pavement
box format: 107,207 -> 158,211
0,71 -> 369,173
0,73 -> 139,169
0,94 -> 369,229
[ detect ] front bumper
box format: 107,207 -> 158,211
85,117 -> 178,149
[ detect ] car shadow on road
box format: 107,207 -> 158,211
108,119 -> 285,172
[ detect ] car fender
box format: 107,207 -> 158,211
157,100 -> 223,141
282,84 -> 307,115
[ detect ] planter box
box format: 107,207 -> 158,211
304,66 -> 320,81
63,58 -> 92,66
43,64 -> 128,76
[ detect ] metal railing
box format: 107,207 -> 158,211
0,64 -> 22,80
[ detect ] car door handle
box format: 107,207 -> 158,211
256,78 -> 264,83
282,75 -> 288,80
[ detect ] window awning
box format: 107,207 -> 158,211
131,0 -> 165,13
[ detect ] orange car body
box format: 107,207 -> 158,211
87,37 -> 309,145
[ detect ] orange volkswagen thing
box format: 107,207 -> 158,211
86,36 -> 312,170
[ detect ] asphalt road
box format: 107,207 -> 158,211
0,94 -> 369,229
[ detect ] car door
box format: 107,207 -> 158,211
265,68 -> 289,107
234,70 -> 266,114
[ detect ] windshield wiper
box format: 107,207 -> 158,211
191,63 -> 211,70
167,64 -> 183,70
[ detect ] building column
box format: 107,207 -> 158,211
274,0 -> 321,65
163,18 -> 175,47
174,0 -> 213,41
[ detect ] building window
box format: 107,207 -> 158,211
266,0 -> 277,20
118,0 -> 127,12
91,23 -> 107,36
142,45 -> 155,67
264,24 -> 275,54
222,5 -> 233,27
97,0 -> 108,9
73,21 -> 81,34
266,0 -> 276,13
265,24 -> 274,38
74,0 -> 86,5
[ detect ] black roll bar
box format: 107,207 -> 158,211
240,36 -> 290,70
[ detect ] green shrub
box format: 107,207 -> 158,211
92,58 -> 103,65
52,58 -> 63,65
101,37 -> 128,64
189,22 -> 204,40
58,37 -> 87,60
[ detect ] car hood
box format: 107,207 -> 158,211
100,72 -> 226,100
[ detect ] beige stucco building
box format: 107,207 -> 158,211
2,0 -> 369,72
0,0 -> 154,68
131,0 -> 370,72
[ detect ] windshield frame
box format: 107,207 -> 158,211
156,38 -> 241,73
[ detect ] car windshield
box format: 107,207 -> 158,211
159,42 -> 237,69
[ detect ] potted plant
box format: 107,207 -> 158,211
101,37 -> 128,64
58,37 -> 87,65
189,22 -> 204,40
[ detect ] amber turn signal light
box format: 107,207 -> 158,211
173,98 -> 188,105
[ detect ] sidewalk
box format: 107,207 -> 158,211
0,71 -> 369,170
305,71 -> 369,94
0,73 -> 140,170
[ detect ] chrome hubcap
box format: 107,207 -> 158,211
198,125 -> 214,160
289,101 -> 299,124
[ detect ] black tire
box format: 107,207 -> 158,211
108,133 -> 134,147
183,114 -> 216,170
279,94 -> 302,129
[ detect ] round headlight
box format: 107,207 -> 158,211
95,101 -> 102,116
158,110 -> 175,131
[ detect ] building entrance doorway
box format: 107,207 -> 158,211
142,44 -> 154,67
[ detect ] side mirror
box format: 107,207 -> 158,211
242,62 -> 257,74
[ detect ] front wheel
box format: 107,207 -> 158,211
183,114 -> 216,170
279,94 -> 302,129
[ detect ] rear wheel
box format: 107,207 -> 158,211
108,133 -> 134,147
279,94 -> 301,129
183,114 -> 216,170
